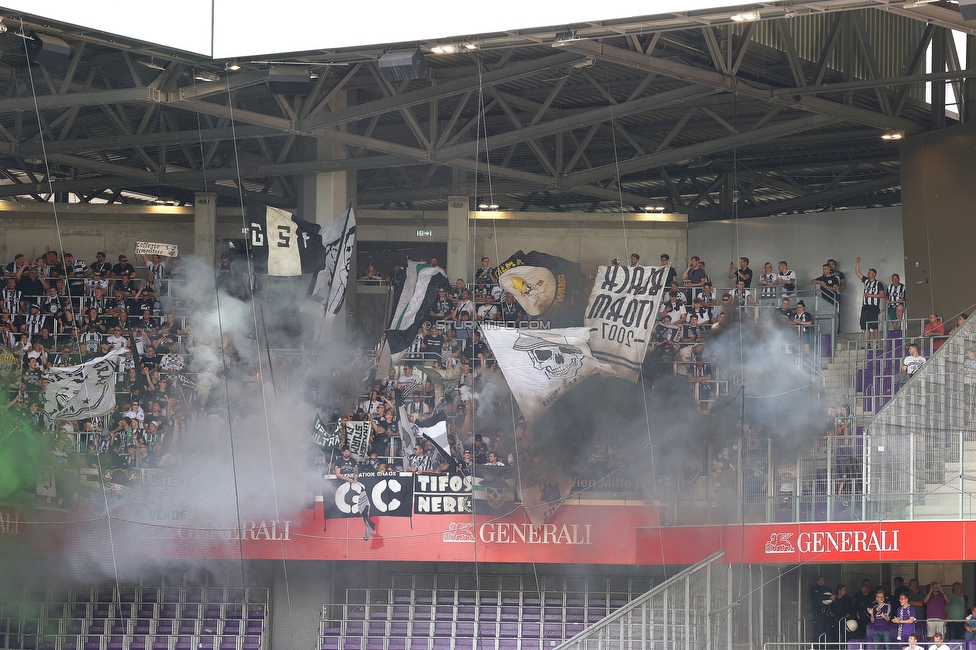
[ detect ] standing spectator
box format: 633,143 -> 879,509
474,257 -> 495,285
887,273 -> 906,322
810,576 -> 835,643
629,253 -> 641,267
893,592 -> 918,644
923,313 -> 946,352
728,256 -> 753,288
660,253 -> 678,288
140,252 -> 169,278
794,301 -> 814,354
2,278 -> 23,316
812,263 -> 841,310
16,266 -> 48,301
776,261 -> 797,300
4,253 -> 27,277
828,258 -> 848,329
945,582 -> 967,641
757,262 -> 778,307
855,257 -> 885,339
681,256 -> 708,301
924,582 -> 949,640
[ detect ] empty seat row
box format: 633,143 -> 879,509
322,638 -> 559,650
330,603 -> 609,625
0,634 -> 262,650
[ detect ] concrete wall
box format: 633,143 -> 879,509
689,208 -> 905,333
901,122 -> 976,320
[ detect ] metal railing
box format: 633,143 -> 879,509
551,551 -> 728,650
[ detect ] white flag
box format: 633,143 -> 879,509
584,264 -> 669,381
309,208 -> 357,323
345,420 -> 372,461
44,348 -> 128,421
480,326 -> 606,424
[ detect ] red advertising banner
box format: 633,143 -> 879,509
8,503 -> 976,565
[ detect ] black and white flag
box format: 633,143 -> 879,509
495,251 -> 585,327
44,348 -> 128,421
584,264 -> 669,381
322,472 -> 414,520
308,207 -> 356,323
312,414 -> 342,449
345,420 -> 372,461
247,202 -> 327,276
385,261 -> 448,356
480,326 -> 606,424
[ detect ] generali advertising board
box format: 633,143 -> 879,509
7,504 -> 976,565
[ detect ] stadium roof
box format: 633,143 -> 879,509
0,0 -> 971,219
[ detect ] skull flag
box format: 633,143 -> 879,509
494,251 -> 585,327
480,326 -> 606,424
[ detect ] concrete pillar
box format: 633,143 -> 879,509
447,195 -> 470,282
193,192 -> 216,265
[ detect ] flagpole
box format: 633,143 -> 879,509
258,301 -> 278,403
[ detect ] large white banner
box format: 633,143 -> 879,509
44,348 -> 128,420
480,327 -> 604,424
584,264 -> 669,381
345,420 -> 372,461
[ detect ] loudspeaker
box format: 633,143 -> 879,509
378,49 -> 428,83
27,32 -> 71,68
959,0 -> 976,20
268,68 -> 311,95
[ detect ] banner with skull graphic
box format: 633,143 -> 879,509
494,251 -> 585,327
481,326 -> 606,423
584,264 -> 670,381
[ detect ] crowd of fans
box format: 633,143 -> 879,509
811,574 -> 974,646
1,246 -> 195,492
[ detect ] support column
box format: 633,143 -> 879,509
193,192 -> 216,265
447,196 -> 470,282
965,35 -> 976,124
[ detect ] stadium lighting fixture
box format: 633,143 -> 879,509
881,131 -> 904,141
194,70 -> 220,82
430,43 -> 459,54
139,58 -> 166,71
552,31 -> 582,47
730,11 -> 760,21
225,60 -> 241,71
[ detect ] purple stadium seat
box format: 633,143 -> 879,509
497,641 -> 518,650
345,621 -> 365,636
390,621 -> 408,637
586,608 -> 606,623
92,606 -> 110,620
410,621 -> 431,636
155,621 -> 173,635
521,607 -> 541,622
159,605 -> 176,620
432,639 -> 451,650
66,621 -> 83,635
226,606 -> 244,620
456,622 -> 475,637
152,643 -> 168,650
71,605 -> 88,618
367,621 -> 386,636
84,642 -> 100,650
130,637 -> 147,650
368,609 -> 387,621
544,624 -> 563,639
415,595 -> 432,605
223,621 -> 242,635
521,623 -> 541,638
321,628 -> 342,637
566,623 -> 584,637
435,595 -> 454,605
478,623 -> 497,638
107,641 -> 122,650
409,638 -> 430,650
392,606 -> 410,621
387,639 -> 405,650
181,605 -> 199,619
87,622 -> 105,635
432,622 -> 452,637
500,607 -> 519,622
110,624 -> 126,635
478,608 -> 497,622
453,640 -> 475,650
219,637 -> 237,650
178,622 -> 196,635
456,606 -> 476,621
365,641 -> 384,650
413,607 -> 431,620
500,598 -> 519,606
197,637 -> 216,650
321,640 -> 339,650
566,608 -> 584,622
242,640 -> 260,650
139,590 -> 156,604
62,640 -> 79,650
245,621 -> 262,634
544,609 -> 562,622
246,607 -> 265,620
458,597 -> 476,606
520,641 -> 542,650
434,606 -> 453,620
201,620 -> 220,635
204,605 -> 221,619
499,623 -> 519,638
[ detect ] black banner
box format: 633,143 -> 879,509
413,473 -> 473,514
322,472 -> 413,519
